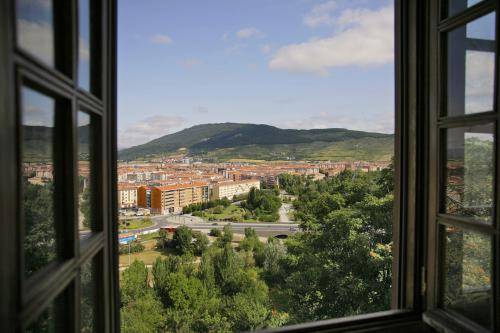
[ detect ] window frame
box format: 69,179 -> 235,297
424,0 -> 500,332
0,0 -> 118,332
8,0 -> 500,332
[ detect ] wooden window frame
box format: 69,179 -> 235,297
4,0 -> 499,332
424,0 -> 500,332
0,0 -> 119,332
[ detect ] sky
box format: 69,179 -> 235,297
118,0 -> 395,148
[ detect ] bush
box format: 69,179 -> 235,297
119,240 -> 144,255
209,228 -> 222,237
192,232 -> 209,255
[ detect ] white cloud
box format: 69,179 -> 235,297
222,32 -> 229,41
260,44 -> 272,54
17,19 -> 54,65
118,115 -> 185,148
269,5 -> 394,76
303,0 -> 338,28
79,37 -> 90,61
179,58 -> 202,69
236,27 -> 263,39
280,111 -> 394,133
150,34 -> 172,45
465,51 -> 495,113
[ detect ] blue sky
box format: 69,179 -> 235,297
118,0 -> 394,148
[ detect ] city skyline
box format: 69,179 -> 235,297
118,0 -> 395,148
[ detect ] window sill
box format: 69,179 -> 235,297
256,310 -> 432,333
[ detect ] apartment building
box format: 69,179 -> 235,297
211,179 -> 261,200
117,185 -> 138,208
138,183 -> 209,214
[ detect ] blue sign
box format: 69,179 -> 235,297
119,235 -> 137,244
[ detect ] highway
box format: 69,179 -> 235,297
121,214 -> 300,238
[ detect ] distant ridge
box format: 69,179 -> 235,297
118,123 -> 394,162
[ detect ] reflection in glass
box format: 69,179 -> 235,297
78,112 -> 95,240
16,0 -> 55,66
443,124 -> 494,223
442,226 -> 492,329
26,285 -> 70,333
26,304 -> 56,333
448,0 -> 484,17
79,0 -> 91,91
22,87 -> 57,278
80,257 -> 98,333
447,13 -> 496,116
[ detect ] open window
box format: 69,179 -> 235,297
1,0 -> 499,332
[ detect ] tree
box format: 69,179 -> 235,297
121,291 -> 165,333
156,228 -> 169,249
120,260 -> 149,305
173,225 -> 193,255
193,232 -> 209,256
23,181 -> 56,277
218,225 -> 233,246
80,187 -> 92,229
209,228 -> 222,237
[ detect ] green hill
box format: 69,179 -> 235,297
118,123 -> 394,162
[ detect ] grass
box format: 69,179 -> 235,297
198,204 -> 258,222
119,249 -> 168,267
119,218 -> 154,231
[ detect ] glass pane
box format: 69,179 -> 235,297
80,257 -> 98,333
78,0 -> 91,91
26,304 -> 57,333
448,0 -> 484,17
446,13 -> 496,116
22,87 -> 57,278
441,225 -> 492,329
25,285 -> 72,333
78,112 -> 97,241
16,0 -> 55,66
442,124 -> 494,223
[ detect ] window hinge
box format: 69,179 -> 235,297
421,266 -> 426,295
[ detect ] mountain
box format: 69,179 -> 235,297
118,123 -> 394,162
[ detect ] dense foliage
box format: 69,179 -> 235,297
120,167 -> 396,331
241,188 -> 281,222
182,198 -> 231,214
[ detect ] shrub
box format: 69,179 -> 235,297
209,228 -> 222,237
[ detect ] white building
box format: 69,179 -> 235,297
117,186 -> 138,208
211,179 -> 261,200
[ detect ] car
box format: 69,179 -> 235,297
211,222 -> 218,226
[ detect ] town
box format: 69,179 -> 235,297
116,158 -> 391,215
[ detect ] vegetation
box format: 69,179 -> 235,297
119,240 -> 145,255
241,188 -> 281,222
120,165 -> 398,331
119,218 -> 154,230
118,123 -> 394,161
182,198 -> 231,214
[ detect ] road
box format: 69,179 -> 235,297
122,214 -> 300,238
279,203 -> 294,223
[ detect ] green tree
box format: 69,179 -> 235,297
80,187 -> 92,229
193,231 -> 209,256
120,260 -> 149,305
173,225 -> 193,255
121,291 -> 165,333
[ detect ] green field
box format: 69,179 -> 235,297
119,218 -> 154,231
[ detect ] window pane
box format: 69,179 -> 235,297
78,0 -> 91,91
16,0 -> 55,66
78,111 -> 97,241
441,225 -> 492,329
446,13 -> 496,116
25,284 -> 72,333
80,257 -> 99,333
442,124 -> 494,223
22,87 -> 57,278
448,0 -> 484,17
